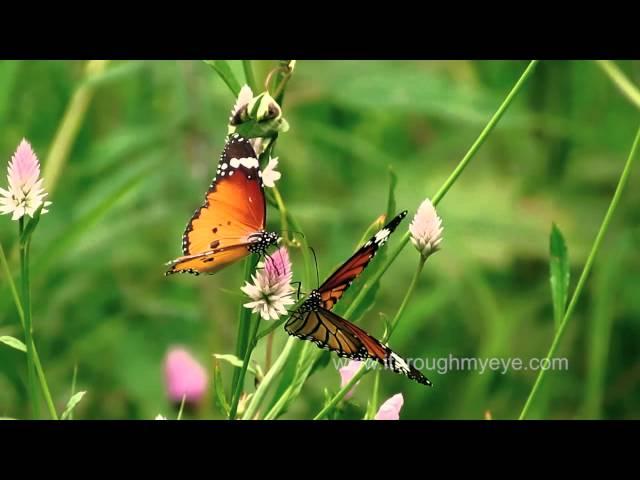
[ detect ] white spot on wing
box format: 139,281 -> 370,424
229,157 -> 259,170
374,228 -> 391,244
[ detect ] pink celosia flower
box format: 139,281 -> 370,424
374,393 -> 404,420
409,198 -> 443,258
339,360 -> 363,400
0,139 -> 51,221
164,347 -> 208,407
241,247 -> 295,320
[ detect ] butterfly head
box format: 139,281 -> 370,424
247,231 -> 280,255
298,289 -> 323,313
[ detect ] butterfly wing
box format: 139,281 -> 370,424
319,211 -> 407,310
285,307 -> 431,386
166,134 -> 266,276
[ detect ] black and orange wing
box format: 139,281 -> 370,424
318,210 -> 407,310
285,307 -> 431,386
166,134 -> 266,276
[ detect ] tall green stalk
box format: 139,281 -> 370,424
345,60 -> 540,320
18,219 -> 39,418
519,125 -> 640,419
0,243 -> 57,419
274,60 -> 540,420
229,313 -> 261,419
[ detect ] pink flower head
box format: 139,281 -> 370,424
265,246 -> 291,282
164,347 -> 208,407
0,139 -> 51,221
374,393 -> 404,420
339,360 -> 363,400
241,246 -> 295,320
9,139 -> 41,189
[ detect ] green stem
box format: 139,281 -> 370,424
272,185 -> 293,247
308,60 -> 538,418
386,256 -> 427,340
264,384 -> 294,420
231,256 -> 259,392
314,362 -> 369,420
595,60 -> 640,111
228,314 -> 260,419
345,60 -> 539,321
0,242 -> 58,419
242,60 -> 258,93
317,256 -> 427,420
19,221 -> 39,418
242,336 -> 296,419
519,125 -> 640,419
365,370 -> 381,420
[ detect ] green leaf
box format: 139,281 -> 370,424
213,353 -> 257,376
20,204 -> 45,243
386,167 -> 397,220
0,336 -> 27,352
61,391 -> 87,420
203,60 -> 241,97
549,223 -> 570,330
213,360 -> 230,417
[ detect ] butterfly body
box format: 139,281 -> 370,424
285,211 -> 432,387
165,133 -> 279,276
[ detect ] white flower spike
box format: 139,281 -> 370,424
409,198 -> 443,259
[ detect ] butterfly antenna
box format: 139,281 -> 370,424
308,246 -> 320,289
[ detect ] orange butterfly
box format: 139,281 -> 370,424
165,133 -> 280,276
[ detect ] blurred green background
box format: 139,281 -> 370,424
0,60 -> 639,420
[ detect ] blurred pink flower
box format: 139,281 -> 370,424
0,139 -> 51,221
374,393 -> 404,420
164,347 -> 208,407
339,360 -> 362,400
241,247 -> 294,320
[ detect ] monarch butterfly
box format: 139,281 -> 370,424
165,133 -> 280,276
285,211 -> 432,386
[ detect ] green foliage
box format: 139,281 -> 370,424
0,60 -> 638,420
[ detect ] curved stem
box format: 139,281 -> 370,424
345,60 -> 540,321
519,125 -> 640,419
242,336 -> 296,420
